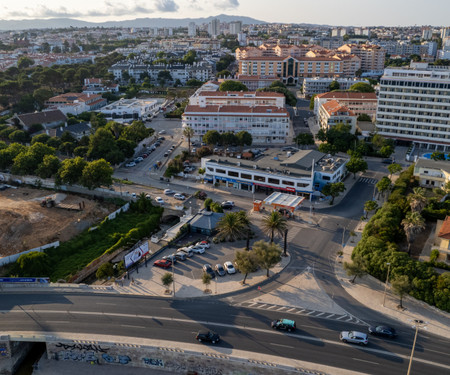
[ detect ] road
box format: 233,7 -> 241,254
1,293 -> 449,375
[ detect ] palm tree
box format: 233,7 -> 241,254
408,187 -> 427,213
216,212 -> 247,242
262,211 -> 288,243
183,126 -> 194,154
401,211 -> 426,255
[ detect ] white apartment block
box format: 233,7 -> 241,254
189,91 -> 286,107
229,21 -> 242,35
318,100 -> 357,133
314,92 -> 378,118
337,44 -> 385,72
188,22 -> 196,37
376,63 -> 450,150
98,98 -> 159,123
414,158 -> 450,189
182,105 -> 292,144
302,77 -> 369,97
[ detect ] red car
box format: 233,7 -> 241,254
153,259 -> 172,269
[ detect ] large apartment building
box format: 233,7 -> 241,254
189,91 -> 286,107
302,77 -> 369,97
337,44 -> 385,72
376,63 -> 450,150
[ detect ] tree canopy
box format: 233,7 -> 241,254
219,80 -> 248,92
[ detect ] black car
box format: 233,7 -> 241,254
382,158 -> 393,164
202,264 -> 216,279
368,325 -> 397,338
195,331 -> 220,344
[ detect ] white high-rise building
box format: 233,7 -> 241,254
376,63 -> 450,151
209,18 -> 220,37
422,27 -> 433,40
441,27 -> 450,39
229,21 -> 242,35
188,22 -> 196,37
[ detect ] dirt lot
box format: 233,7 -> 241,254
0,186 -> 116,257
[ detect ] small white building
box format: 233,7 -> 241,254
98,98 -> 159,122
302,77 -> 370,98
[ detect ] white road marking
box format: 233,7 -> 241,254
96,303 -> 116,306
270,343 -> 294,348
121,325 -> 145,329
352,358 -> 379,365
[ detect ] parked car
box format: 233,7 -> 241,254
178,247 -> 193,257
159,130 -> 166,134
189,245 -> 205,254
221,202 -> 234,210
194,191 -> 207,200
215,264 -> 226,277
164,189 -> 175,195
368,325 -> 397,339
382,158 -> 393,164
196,241 -> 210,249
163,152 -> 169,157
142,153 -> 148,158
153,259 -> 172,269
203,264 -> 216,279
195,331 -> 220,344
271,319 -> 296,332
155,197 -> 165,204
224,261 -> 236,274
191,147 -> 197,153
145,194 -> 151,199
135,156 -> 144,162
174,252 -> 187,261
174,193 -> 186,201
340,331 -> 369,346
162,255 -> 177,264
125,162 -> 136,167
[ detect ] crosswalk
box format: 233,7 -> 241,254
358,177 -> 377,185
234,301 -> 367,326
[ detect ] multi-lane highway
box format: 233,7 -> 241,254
1,293 -> 449,375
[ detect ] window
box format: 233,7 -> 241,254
241,173 -> 252,180
297,182 -> 308,187
268,178 -> 280,185
216,168 -> 226,174
254,175 -> 265,182
282,180 -> 294,186
207,167 -> 214,172
228,171 -> 239,177
323,176 -> 331,181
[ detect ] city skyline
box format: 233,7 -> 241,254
2,0 -> 450,26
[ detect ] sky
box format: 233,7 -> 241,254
2,0 -> 450,26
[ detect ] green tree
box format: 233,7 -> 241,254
376,176 -> 392,199
96,262 -> 114,280
236,131 -> 252,152
87,127 -> 123,164
161,272 -> 174,293
15,251 -> 51,277
309,94 -> 316,110
121,120 -> 150,143
183,126 -> 195,154
387,163 -> 402,180
379,145 -> 394,158
186,78 -> 203,87
203,130 -> 221,147
346,156 -> 368,179
215,69 -> 232,78
17,56 -> 35,69
329,80 -> 340,91
80,159 -> 113,190
57,157 -> 87,185
9,130 -> 29,143
391,275 -> 411,308
364,200 -> 378,219
183,50 -> 197,65
262,211 -> 288,243
202,272 -> 212,292
357,113 -> 372,122
401,211 -> 426,254
407,187 -> 427,213
343,255 -> 367,283
36,154 -> 61,179
216,212 -> 248,241
157,70 -> 173,86
253,240 -> 282,277
219,80 -> 248,92
234,250 -> 259,284
430,151 -> 446,161
349,82 -> 375,93
31,133 -> 51,145
294,133 -> 314,148
321,182 -> 346,205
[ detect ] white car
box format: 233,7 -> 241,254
340,331 -> 369,346
155,197 -> 165,204
189,245 -> 205,254
125,162 -> 136,167
173,193 -> 186,200
135,156 -> 144,162
196,241 -> 210,249
224,261 -> 236,274
159,130 -> 166,134
164,189 -> 175,195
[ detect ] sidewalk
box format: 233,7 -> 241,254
336,221 -> 450,339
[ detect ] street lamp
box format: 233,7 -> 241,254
407,320 -> 427,375
172,261 -> 176,297
383,262 -> 391,307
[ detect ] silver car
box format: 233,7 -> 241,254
339,331 -> 368,346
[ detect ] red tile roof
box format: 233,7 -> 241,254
316,92 -> 377,100
438,216 -> 450,239
322,100 -> 356,116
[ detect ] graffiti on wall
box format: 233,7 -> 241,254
0,344 -> 8,357
102,354 -> 131,365
164,361 -> 223,375
143,357 -> 164,367
57,351 -> 98,362
55,342 -> 109,353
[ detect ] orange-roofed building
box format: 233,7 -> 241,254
435,216 -> 450,262
318,100 -> 357,133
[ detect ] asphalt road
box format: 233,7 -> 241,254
1,293 -> 449,375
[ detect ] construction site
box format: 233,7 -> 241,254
0,186 -> 116,258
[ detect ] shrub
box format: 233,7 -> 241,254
96,262 -> 114,279
430,249 -> 440,263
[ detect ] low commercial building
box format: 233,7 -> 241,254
413,158 -> 450,189
98,98 -> 159,122
201,149 -> 348,196
45,93 -> 107,115
302,77 -> 369,98
318,100 -> 357,133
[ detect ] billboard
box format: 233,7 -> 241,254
124,242 -> 149,268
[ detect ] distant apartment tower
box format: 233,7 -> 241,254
331,28 -> 347,37
441,27 -> 450,39
209,18 -> 220,37
188,22 -> 196,37
229,21 -> 242,35
422,27 -> 433,40
337,44 -> 385,72
376,63 -> 450,150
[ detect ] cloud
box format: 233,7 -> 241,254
154,0 -> 179,12
215,0 -> 239,10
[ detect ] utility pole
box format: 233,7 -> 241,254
172,261 -> 176,297
283,228 -> 288,257
407,320 -> 427,375
383,262 -> 391,307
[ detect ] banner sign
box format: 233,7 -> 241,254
0,277 -> 50,283
124,242 -> 149,268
